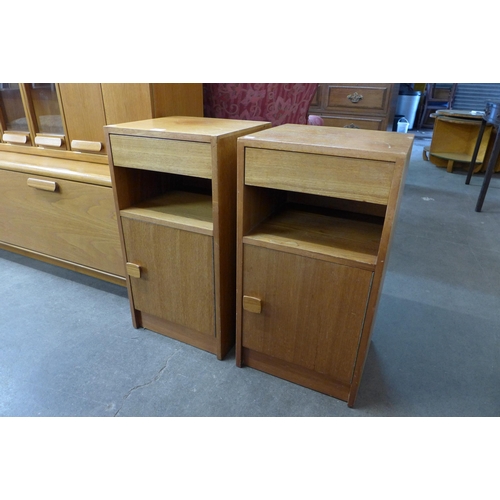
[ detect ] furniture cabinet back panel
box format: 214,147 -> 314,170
245,147 -> 395,205
242,245 -> 373,384
0,169 -> 123,275
122,218 -> 215,336
109,134 -> 212,178
243,206 -> 382,268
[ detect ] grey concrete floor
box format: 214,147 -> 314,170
1,130 -> 500,417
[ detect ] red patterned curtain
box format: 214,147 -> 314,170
203,83 -> 319,126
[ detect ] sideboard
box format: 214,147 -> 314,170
0,83 -> 203,284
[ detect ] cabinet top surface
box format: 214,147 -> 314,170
105,116 -> 270,141
239,124 -> 414,160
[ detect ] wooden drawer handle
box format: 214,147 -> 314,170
243,295 -> 262,314
347,92 -> 363,103
71,139 -> 103,152
27,178 -> 57,192
35,136 -> 63,148
126,262 -> 141,279
3,133 -> 28,144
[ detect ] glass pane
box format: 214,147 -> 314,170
29,83 -> 64,135
0,83 -> 29,132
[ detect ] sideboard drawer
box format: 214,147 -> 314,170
0,169 -> 123,275
321,115 -> 384,130
109,134 -> 212,179
244,147 -> 394,205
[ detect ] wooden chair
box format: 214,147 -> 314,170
203,83 -> 323,126
417,83 -> 457,129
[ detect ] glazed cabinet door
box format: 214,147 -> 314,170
0,83 -> 32,145
58,83 -> 107,155
121,218 -> 216,337
242,245 -> 373,385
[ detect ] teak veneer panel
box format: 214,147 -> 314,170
0,168 -> 123,276
109,135 -> 213,178
122,219 -> 215,337
242,245 -> 373,385
245,148 -> 394,205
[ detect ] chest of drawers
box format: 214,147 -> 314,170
309,83 -> 399,131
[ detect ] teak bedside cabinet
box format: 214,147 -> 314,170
105,116 -> 270,360
235,124 -> 413,406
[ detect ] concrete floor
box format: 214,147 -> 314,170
1,130 -> 500,417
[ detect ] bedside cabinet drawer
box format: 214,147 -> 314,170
0,169 -> 123,275
109,134 -> 212,179
244,147 -> 395,205
325,84 -> 392,114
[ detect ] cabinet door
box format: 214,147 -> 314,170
0,83 -> 32,145
242,245 -> 373,385
58,83 -> 107,154
0,169 -> 123,276
121,218 -> 215,337
101,83 -> 153,125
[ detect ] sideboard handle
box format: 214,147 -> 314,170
27,178 -> 57,192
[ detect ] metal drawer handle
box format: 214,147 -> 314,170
27,178 -> 57,192
347,92 -> 363,103
344,123 -> 360,129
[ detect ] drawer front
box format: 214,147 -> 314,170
245,147 -> 395,205
109,134 -> 212,179
321,115 -> 384,130
0,169 -> 123,276
326,84 -> 391,113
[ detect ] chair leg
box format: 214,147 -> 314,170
475,131 -> 500,212
418,107 -> 427,130
466,120 -> 486,185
